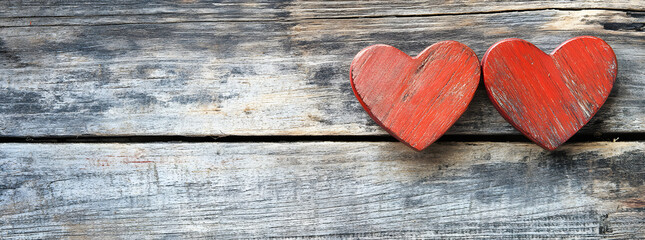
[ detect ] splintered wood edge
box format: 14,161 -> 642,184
1,142 -> 643,238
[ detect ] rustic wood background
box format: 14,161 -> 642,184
1,0 -> 644,238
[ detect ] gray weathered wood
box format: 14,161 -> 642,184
1,142 -> 644,238
2,2 -> 643,239
0,5 -> 643,137
1,0 -> 643,24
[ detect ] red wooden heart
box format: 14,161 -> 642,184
350,41 -> 480,151
482,36 -> 617,150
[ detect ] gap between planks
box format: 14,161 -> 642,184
0,132 -> 643,144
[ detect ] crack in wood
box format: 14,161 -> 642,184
1,8 -> 642,28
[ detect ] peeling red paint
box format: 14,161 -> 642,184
350,41 -> 480,151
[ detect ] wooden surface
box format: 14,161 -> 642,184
483,37 -> 617,150
0,2 -> 643,136
1,1 -> 644,239
351,42 -> 480,150
1,142 -> 644,238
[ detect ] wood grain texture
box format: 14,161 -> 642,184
1,2 -> 642,239
1,0 -> 642,25
1,142 -> 644,238
483,37 -> 617,150
0,6 -> 643,137
351,42 -> 479,150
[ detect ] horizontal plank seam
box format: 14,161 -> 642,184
0,132 -> 642,143
0,8 -> 642,28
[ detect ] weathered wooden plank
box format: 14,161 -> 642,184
0,142 -> 643,238
0,9 -> 643,137
1,0 -> 642,25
